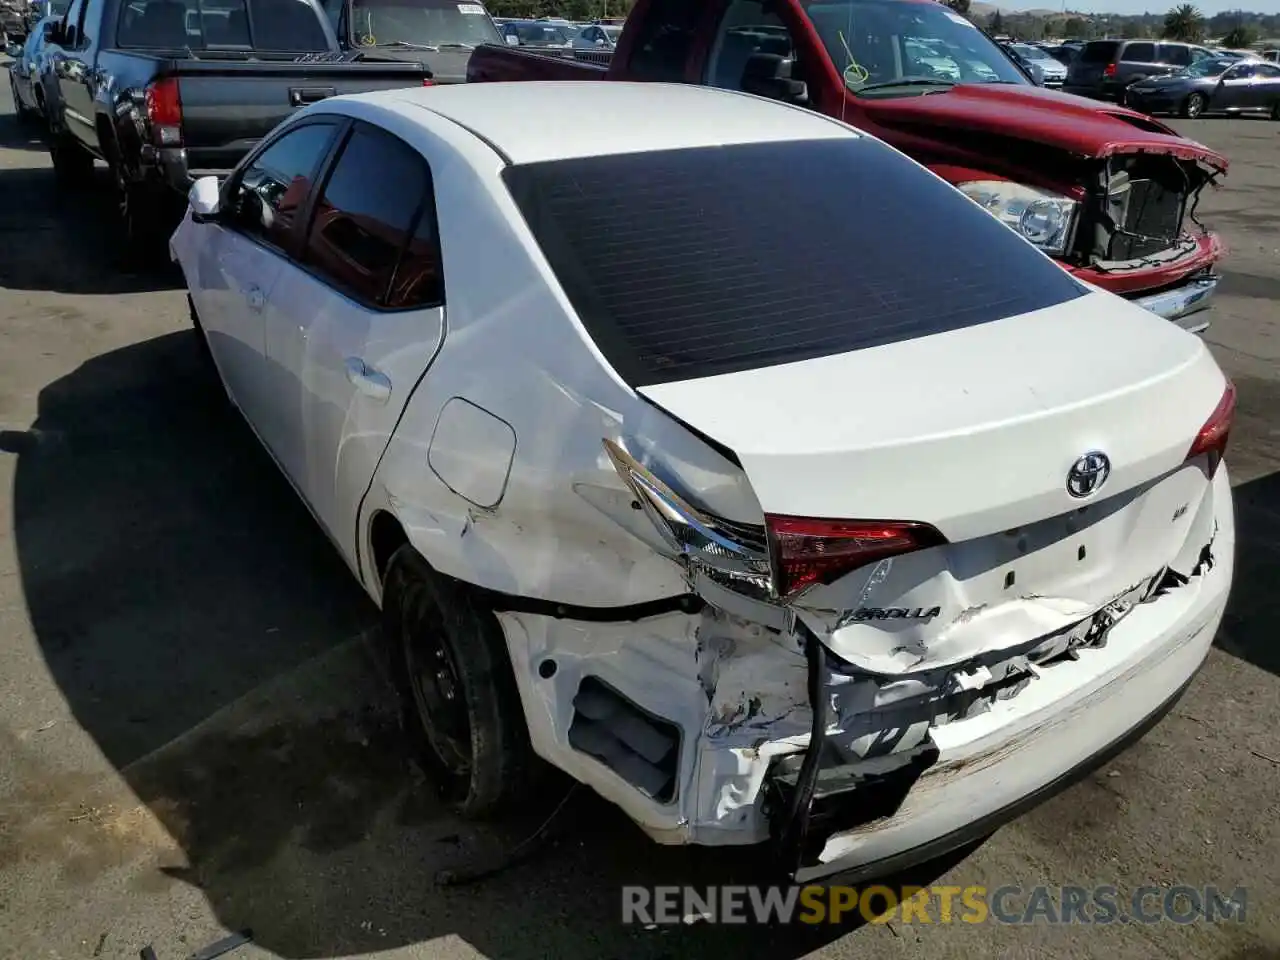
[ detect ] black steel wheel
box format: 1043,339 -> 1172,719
1183,92 -> 1206,119
382,544 -> 533,817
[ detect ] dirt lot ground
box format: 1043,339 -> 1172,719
0,68 -> 1278,960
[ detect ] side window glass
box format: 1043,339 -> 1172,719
1229,63 -> 1256,79
706,0 -> 790,90
1159,44 -> 1189,66
303,124 -> 436,307
78,0 -> 102,46
628,0 -> 699,82
1122,42 -> 1154,63
62,0 -> 85,45
228,121 -> 336,250
1257,64 -> 1280,79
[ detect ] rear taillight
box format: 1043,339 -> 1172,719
422,77 -> 436,86
1185,380 -> 1236,478
765,515 -> 947,601
1103,62 -> 1117,77
144,77 -> 182,146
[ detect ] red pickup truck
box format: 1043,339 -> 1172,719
468,0 -> 1227,333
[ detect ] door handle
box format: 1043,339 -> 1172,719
344,357 -> 392,403
245,285 -> 265,312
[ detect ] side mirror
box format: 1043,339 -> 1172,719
740,52 -> 808,105
504,33 -> 519,45
1027,61 -> 1045,86
188,176 -> 222,223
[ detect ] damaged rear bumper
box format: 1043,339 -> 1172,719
495,466 -> 1234,882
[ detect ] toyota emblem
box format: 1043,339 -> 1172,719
1067,451 -> 1111,499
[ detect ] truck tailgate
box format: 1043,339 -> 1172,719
163,58 -> 428,172
467,43 -> 609,83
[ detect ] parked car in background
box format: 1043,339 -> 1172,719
498,19 -> 573,50
1064,39 -> 1215,101
323,0 -> 501,84
172,79 -> 1237,888
38,0 -> 430,257
1,0 -> 27,42
1125,55 -> 1280,119
469,0 -> 1230,334
6,11 -> 60,121
1003,41 -> 1066,88
1043,42 -> 1079,66
572,22 -> 620,50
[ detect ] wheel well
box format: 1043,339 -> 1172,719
369,510 -> 410,586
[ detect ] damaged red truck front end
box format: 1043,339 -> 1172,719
467,0 -> 1228,333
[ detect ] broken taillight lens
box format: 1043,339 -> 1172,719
765,515 -> 948,601
1103,62 -> 1118,77
1185,380 -> 1236,478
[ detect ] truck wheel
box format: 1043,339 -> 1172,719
9,74 -> 33,125
1182,93 -> 1206,119
49,134 -> 94,187
113,164 -> 178,265
382,544 -> 533,818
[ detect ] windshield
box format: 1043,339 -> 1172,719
804,0 -> 1026,93
351,0 -> 500,48
1183,56 -> 1235,78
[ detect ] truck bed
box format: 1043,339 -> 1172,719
466,43 -> 608,83
104,51 -> 429,174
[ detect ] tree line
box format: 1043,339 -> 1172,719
945,0 -> 1277,46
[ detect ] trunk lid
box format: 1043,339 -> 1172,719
861,82 -> 1228,170
638,291 -> 1227,674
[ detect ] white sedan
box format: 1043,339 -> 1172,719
170,81 -> 1235,883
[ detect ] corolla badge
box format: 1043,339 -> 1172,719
1067,451 -> 1111,498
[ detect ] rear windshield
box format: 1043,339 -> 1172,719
1079,40 -> 1120,63
503,138 -> 1086,387
117,0 -> 329,52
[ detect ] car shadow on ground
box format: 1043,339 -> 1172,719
10,330 -> 978,959
0,165 -> 183,295
0,101 -> 48,152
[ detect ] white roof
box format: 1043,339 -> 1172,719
351,81 -> 857,164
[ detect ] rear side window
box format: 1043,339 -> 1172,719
1079,40 -> 1118,63
1158,43 -> 1190,66
1121,42 -> 1155,63
117,0 -> 328,51
627,0 -> 699,81
503,138 -> 1086,387
303,123 -> 443,309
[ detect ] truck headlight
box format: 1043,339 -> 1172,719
958,181 -> 1078,256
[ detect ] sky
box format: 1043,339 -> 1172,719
999,0 -> 1278,14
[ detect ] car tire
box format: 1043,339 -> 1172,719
1183,92 -> 1206,119
1271,100 -> 1280,121
113,162 -> 178,265
382,543 -> 534,818
10,74 -> 32,124
186,294 -> 216,371
49,134 -> 94,187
